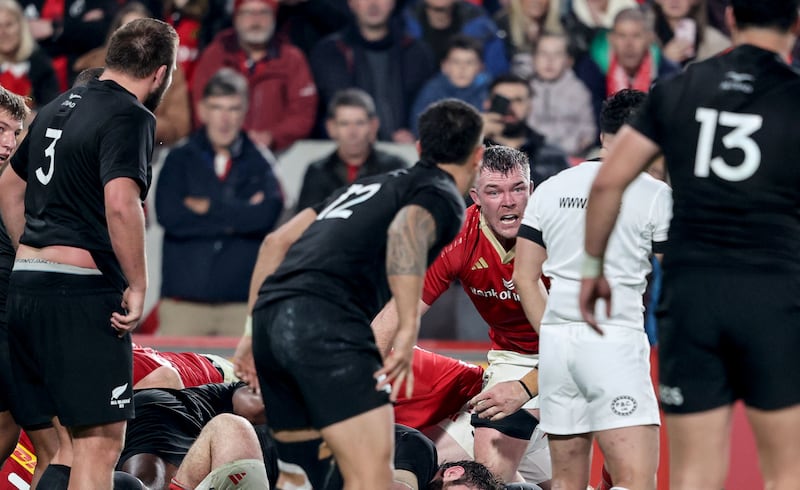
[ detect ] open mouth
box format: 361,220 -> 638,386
500,214 -> 519,224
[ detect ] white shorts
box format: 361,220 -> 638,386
435,410 -> 551,484
483,350 -> 539,410
180,459 -> 269,490
538,323 -> 660,435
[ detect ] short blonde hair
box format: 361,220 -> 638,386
508,0 -> 564,52
0,0 -> 34,63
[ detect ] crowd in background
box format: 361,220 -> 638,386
3,0 -> 747,335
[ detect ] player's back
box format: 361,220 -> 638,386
529,161 -> 671,327
257,161 -> 464,321
635,44 -> 800,273
14,78 -> 153,252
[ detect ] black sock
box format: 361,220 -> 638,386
274,438 -> 340,490
38,464 -> 71,489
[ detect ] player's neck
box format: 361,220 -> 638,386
99,69 -> 151,104
438,162 -> 474,196
734,28 -> 795,61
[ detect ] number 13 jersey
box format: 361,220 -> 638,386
631,44 -> 800,273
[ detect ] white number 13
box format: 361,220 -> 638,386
694,108 -> 762,182
36,127 -> 63,185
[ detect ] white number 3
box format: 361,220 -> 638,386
694,108 -> 762,182
36,128 -> 63,185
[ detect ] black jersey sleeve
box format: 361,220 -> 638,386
98,108 -> 154,199
10,124 -> 32,181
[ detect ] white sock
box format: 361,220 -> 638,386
610,487 -> 631,490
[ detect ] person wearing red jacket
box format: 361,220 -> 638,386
191,0 -> 317,152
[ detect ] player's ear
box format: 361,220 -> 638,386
469,186 -> 480,205
152,64 -> 168,89
442,465 -> 465,482
724,6 -> 737,36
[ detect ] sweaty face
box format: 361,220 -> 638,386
442,48 -> 483,88
200,94 -> 247,149
0,109 -> 22,161
235,0 -> 275,46
232,387 -> 267,425
0,10 -> 21,58
610,19 -> 650,73
327,105 -> 376,160
348,0 -> 395,30
470,166 -> 531,242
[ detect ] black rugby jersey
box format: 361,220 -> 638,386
631,45 -> 800,273
256,160 -> 465,321
10,78 -> 155,290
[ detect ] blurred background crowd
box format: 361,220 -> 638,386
6,0 -> 760,339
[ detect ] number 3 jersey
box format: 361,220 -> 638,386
256,160 -> 465,322
10,78 -> 155,290
631,44 -> 800,273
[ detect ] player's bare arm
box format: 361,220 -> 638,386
512,237 -> 548,333
0,165 -> 27,249
376,204 -> 437,401
107,177 -> 148,335
581,126 -> 661,329
471,367 -> 538,421
234,207 -> 318,389
371,298 -> 431,358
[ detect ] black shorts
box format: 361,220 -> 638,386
7,269 -> 133,429
657,268 -> 800,413
118,391 -> 198,468
0,248 -> 12,413
252,295 -> 390,431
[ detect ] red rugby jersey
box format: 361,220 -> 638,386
422,205 -> 539,354
394,346 -> 484,429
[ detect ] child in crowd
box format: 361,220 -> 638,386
410,35 -> 490,136
527,33 -> 597,156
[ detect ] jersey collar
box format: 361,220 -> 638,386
479,212 -> 515,264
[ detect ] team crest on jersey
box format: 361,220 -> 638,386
611,395 -> 637,416
720,71 -> 754,93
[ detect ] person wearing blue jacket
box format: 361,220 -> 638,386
156,68 -> 284,336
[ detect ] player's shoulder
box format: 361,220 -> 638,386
630,171 -> 671,198
537,161 -> 599,192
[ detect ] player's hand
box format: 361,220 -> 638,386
233,335 -> 259,394
111,287 -> 145,337
579,276 -> 611,335
470,380 -> 531,421
374,329 -> 415,402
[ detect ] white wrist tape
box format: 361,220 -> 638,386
580,253 -> 604,279
244,315 -> 253,337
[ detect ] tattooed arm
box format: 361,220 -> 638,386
374,204 -> 437,401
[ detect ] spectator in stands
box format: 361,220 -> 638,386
403,0 -> 509,76
73,3 -> 192,147
156,68 -> 283,337
592,7 -> 680,96
0,0 -> 58,112
310,0 -> 435,143
528,33 -> 596,156
19,0 -> 117,89
164,0 -> 209,88
274,0 -> 351,56
494,0 -> 564,79
482,74 -> 569,185
653,0 -> 730,67
192,0 -> 317,152
410,35 -> 490,136
563,0 -> 639,57
297,88 -> 407,211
